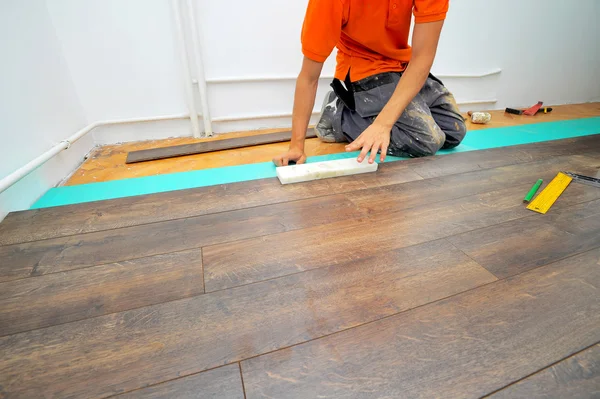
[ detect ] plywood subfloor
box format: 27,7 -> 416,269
1,135 -> 599,398
65,102 -> 600,186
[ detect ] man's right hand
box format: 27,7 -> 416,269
273,57 -> 322,167
272,147 -> 307,167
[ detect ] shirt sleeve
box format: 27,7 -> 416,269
301,0 -> 345,62
413,0 -> 449,24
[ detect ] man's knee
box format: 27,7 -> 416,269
390,124 -> 445,157
442,118 -> 467,149
419,127 -> 445,156
410,112 -> 446,156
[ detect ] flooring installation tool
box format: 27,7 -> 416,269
537,107 -> 553,114
564,172 -> 600,188
505,108 -> 523,115
276,157 -> 378,184
526,172 -> 572,214
126,129 -> 318,164
523,179 -> 543,203
523,101 -> 544,116
505,105 -> 552,116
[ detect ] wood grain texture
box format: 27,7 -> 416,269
0,161 -> 422,246
3,135 -> 598,247
0,195 -> 361,283
0,240 -> 495,398
203,183 -> 554,292
126,129 -> 317,163
203,155 -> 600,292
0,249 -> 203,337
115,364 -> 245,399
0,133 -> 597,398
488,344 -> 600,399
241,248 -> 600,399
348,154 -> 598,214
408,133 -> 600,179
449,197 -> 600,278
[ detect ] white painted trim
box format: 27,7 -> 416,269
206,69 -> 502,84
170,0 -> 201,138
457,99 -> 498,105
185,0 -> 213,137
212,111 -> 319,123
212,98 -> 497,122
207,75 -> 335,84
94,114 -> 191,126
0,114 -> 190,194
0,144 -> 69,195
434,68 -> 502,78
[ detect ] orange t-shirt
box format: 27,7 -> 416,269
301,0 -> 449,82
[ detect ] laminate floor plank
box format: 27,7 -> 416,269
0,249 -> 203,337
487,344 -> 600,399
2,135 -> 598,246
0,162 -> 422,246
203,178 -> 600,292
348,154 -> 598,214
115,364 -> 245,399
125,129 -> 317,164
0,240 -> 495,398
0,195 -> 361,283
241,248 -> 600,399
407,134 -> 600,179
449,197 -> 600,278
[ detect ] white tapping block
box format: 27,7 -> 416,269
276,158 -> 378,184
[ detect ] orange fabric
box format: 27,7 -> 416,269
301,0 -> 449,82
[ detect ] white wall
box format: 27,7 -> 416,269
45,0 -> 193,143
436,0 -> 600,111
197,0 -> 338,133
0,0 -> 91,220
43,0 -> 599,140
205,0 -> 600,124
44,0 -> 339,139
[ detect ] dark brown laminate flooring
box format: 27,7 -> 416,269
486,344 -> 600,399
1,135 -> 599,398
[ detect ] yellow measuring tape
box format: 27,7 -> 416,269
527,172 -> 572,214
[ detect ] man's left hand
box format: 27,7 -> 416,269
345,122 -> 391,163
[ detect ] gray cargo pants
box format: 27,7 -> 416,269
318,72 -> 467,157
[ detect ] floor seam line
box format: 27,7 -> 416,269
0,191 -> 364,247
204,196 -> 600,291
239,362 -> 247,399
6,232 -> 600,340
234,245 -> 600,366
479,340 -> 600,398
4,148 -> 596,246
15,241 -> 600,395
0,183 -> 533,283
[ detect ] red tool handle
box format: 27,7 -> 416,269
523,101 -> 543,116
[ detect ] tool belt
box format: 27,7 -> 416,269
331,70 -> 444,112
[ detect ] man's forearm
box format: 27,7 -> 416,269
290,74 -> 319,150
374,59 -> 430,129
374,20 -> 444,130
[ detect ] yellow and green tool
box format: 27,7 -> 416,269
523,179 -> 543,203
526,172 -> 572,214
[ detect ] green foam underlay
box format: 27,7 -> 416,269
32,117 -> 600,209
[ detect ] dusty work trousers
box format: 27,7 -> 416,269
330,72 -> 467,157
